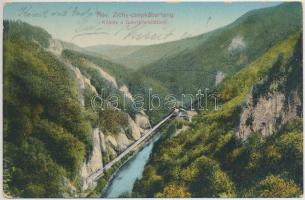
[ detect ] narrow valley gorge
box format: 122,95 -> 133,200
3,2 -> 303,198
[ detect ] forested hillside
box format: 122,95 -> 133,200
3,21 -> 93,197
60,47 -> 172,123
87,3 -> 302,96
136,3 -> 302,95
85,44 -> 143,68
3,20 -> 152,198
3,2 -> 303,198
132,33 -> 303,197
122,2 -> 302,123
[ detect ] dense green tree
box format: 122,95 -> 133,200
133,32 -> 303,198
188,156 -> 235,197
253,175 -> 301,197
3,21 -> 93,197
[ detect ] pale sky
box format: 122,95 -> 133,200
4,2 -> 281,47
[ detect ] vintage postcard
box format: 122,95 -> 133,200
2,1 -> 303,198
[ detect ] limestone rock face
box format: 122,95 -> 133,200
48,39 -> 97,107
135,111 -> 151,129
215,71 -> 226,86
126,115 -> 142,140
173,125 -> 190,137
68,65 -> 97,106
99,131 -> 107,153
105,131 -> 131,152
114,131 -> 132,152
119,84 -> 134,101
237,90 -> 302,140
86,61 -> 118,88
48,40 -> 154,194
106,135 -> 118,150
107,146 -> 117,157
80,128 -> 103,178
63,177 -> 77,197
48,38 -> 63,55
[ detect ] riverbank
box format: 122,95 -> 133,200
84,128 -> 164,197
103,133 -> 161,197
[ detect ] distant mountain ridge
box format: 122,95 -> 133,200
85,3 -> 301,72
135,2 -> 302,95
2,2 -> 303,198
84,29 -> 218,69
85,44 -> 144,67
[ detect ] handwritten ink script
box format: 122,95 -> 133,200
17,6 -> 197,42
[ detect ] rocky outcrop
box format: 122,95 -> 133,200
80,111 -> 148,189
186,111 -> 198,122
114,131 -> 133,152
119,84 -> 134,101
100,131 -> 107,153
63,177 -> 77,197
237,90 -> 302,140
106,134 -> 118,149
48,38 -> 63,55
215,71 -> 226,86
47,40 -> 97,106
173,125 -> 190,137
41,35 -> 158,197
67,64 -> 97,106
48,40 -> 152,192
228,35 -> 246,53
105,129 -> 134,152
126,115 -> 142,140
80,128 -> 103,178
135,111 -> 151,129
86,61 -> 118,88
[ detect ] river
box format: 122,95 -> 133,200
103,133 -> 161,197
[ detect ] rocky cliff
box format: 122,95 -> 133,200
237,90 -> 302,140
48,38 -> 152,189
237,36 -> 302,140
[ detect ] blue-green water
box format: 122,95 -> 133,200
103,134 -> 161,198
